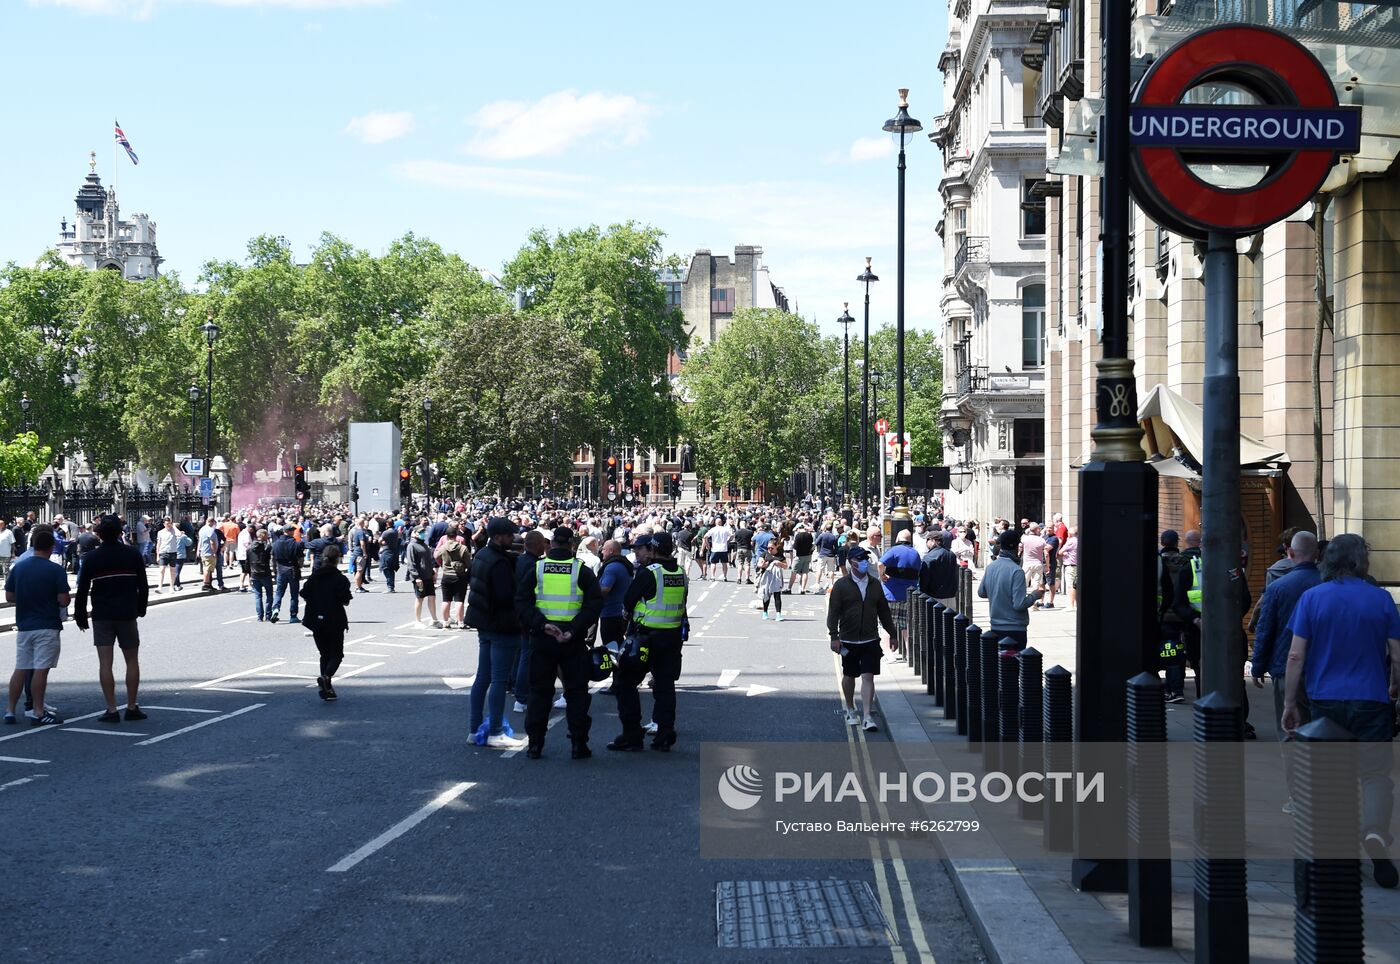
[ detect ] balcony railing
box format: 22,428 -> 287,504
1024,114 -> 1045,129
956,365 -> 987,397
954,236 -> 989,276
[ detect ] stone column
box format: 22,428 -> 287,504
1166,240 -> 1206,406
1261,218 -> 1332,534
1332,174 -> 1400,583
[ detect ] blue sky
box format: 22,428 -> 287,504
7,0 -> 945,335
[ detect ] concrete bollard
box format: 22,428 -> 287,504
961,619 -> 979,743
1293,716 -> 1362,964
997,638 -> 1020,779
1192,692 -> 1248,963
979,631 -> 999,771
1126,671 -> 1171,948
1043,665 -> 1073,852
923,596 -> 936,697
1017,647 -> 1043,820
942,604 -> 958,721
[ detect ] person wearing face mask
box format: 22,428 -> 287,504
826,545 -> 898,732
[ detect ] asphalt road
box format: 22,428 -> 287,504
0,569 -> 985,963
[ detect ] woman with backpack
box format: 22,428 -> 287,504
435,524 -> 471,630
299,544 -> 353,701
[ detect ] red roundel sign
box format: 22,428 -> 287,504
1129,25 -> 1360,240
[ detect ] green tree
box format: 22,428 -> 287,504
679,308 -> 836,490
839,324 -> 944,470
396,313 -> 596,495
502,223 -> 686,488
0,433 -> 53,484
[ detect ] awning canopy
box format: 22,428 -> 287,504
1071,383 -> 1291,470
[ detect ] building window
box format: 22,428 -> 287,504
1022,284 -> 1046,369
1013,419 -> 1045,459
664,444 -> 678,464
1023,180 -> 1046,236
667,283 -> 681,308
711,287 -> 735,314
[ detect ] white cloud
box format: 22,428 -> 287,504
345,111 -> 415,145
463,90 -> 652,160
28,0 -> 390,14
848,136 -> 893,162
392,160 -> 591,200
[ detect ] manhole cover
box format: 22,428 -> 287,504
715,879 -> 896,949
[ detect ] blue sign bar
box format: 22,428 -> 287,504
1129,105 -> 1361,152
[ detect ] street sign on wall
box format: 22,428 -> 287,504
181,457 -> 205,477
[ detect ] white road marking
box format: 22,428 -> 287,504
222,615 -> 256,625
0,775 -> 44,791
407,638 -> 453,655
389,634 -> 432,641
442,676 -> 475,690
503,712 -> 565,759
141,706 -> 222,714
326,781 -> 476,872
0,755 -> 48,764
136,704 -> 264,746
352,640 -> 415,649
717,669 -> 742,688
306,661 -> 385,686
63,727 -> 149,737
347,634 -> 378,645
393,621 -> 419,630
0,709 -> 108,743
194,661 -> 286,689
254,672 -> 320,681
745,684 -> 778,697
204,687 -> 273,695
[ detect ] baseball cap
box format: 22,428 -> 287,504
847,545 -> 870,562
632,533 -> 653,550
651,531 -> 674,555
552,526 -> 574,545
486,517 -> 515,537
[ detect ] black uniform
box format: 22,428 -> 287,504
619,556 -> 689,748
515,548 -> 603,751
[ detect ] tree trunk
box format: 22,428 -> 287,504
1311,198 -> 1331,541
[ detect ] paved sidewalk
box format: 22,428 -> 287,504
883,575 -> 1400,963
0,559 -> 246,630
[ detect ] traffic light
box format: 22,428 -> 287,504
641,480 -> 650,498
399,468 -> 411,500
605,455 -> 618,501
294,464 -> 309,501
669,473 -> 681,499
351,482 -> 360,503
623,460 -> 634,491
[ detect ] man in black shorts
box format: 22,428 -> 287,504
733,520 -> 755,584
825,545 -> 897,732
73,515 -> 149,722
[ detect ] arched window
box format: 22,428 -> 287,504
1022,283 -> 1046,369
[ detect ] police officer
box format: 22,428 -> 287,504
613,530 -> 688,752
515,526 -> 603,759
1172,527 -> 1254,734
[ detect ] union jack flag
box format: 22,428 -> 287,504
114,120 -> 138,166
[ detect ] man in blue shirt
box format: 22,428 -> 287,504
597,539 -> 633,648
752,522 -> 774,563
4,525 -> 70,727
1250,530 -> 1322,811
879,529 -> 923,661
1283,533 -> 1400,889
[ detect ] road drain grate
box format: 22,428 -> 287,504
715,879 -> 896,949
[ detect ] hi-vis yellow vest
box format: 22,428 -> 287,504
535,557 -> 584,623
635,562 -> 686,629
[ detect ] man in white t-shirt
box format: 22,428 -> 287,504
0,518 -> 14,579
706,515 -> 735,582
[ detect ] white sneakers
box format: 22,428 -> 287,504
553,695 -> 567,709
863,718 -> 879,732
644,721 -> 659,735
513,701 -> 527,713
486,732 -> 527,750
844,709 -> 860,726
416,619 -> 443,631
843,708 -> 879,732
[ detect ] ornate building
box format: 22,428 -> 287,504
55,153 -> 162,280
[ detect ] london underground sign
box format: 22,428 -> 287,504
1129,25 -> 1360,240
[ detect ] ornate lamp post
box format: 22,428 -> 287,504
837,304 -> 855,510
187,383 -> 201,459
19,392 -> 31,434
421,397 -> 433,500
882,89 -> 922,521
200,315 -> 221,475
856,257 -> 879,516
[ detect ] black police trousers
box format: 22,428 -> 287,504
525,633 -> 592,748
615,629 -> 682,738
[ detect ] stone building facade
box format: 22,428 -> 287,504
56,154 -> 162,280
933,0 -> 1051,526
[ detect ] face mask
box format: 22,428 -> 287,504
854,560 -> 870,576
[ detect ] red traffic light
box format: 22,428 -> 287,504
295,464 -> 306,474
399,468 -> 410,480
607,456 -> 617,466
624,462 -> 633,472
671,474 -> 679,481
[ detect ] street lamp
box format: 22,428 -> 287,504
883,89 -> 921,518
550,412 -> 560,498
421,398 -> 432,501
19,392 -> 31,434
837,304 -> 855,510
870,368 -> 885,507
201,314 -> 220,475
856,256 -> 879,517
187,382 -> 201,458
949,460 -> 972,494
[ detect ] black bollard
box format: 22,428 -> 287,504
1192,692 -> 1248,963
979,630 -> 999,770
911,590 -> 924,678
931,602 -> 946,706
1017,647 -> 1043,820
1043,665 -> 1073,852
942,604 -> 958,721
962,619 -> 979,744
959,566 -> 972,617
903,587 -> 915,665
997,638 -> 1020,780
923,596 -> 936,697
1126,672 -> 1171,947
1294,716 -> 1362,964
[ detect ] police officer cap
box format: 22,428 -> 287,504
651,531 -> 674,555
486,517 -> 516,537
632,533 -> 653,549
552,526 -> 574,545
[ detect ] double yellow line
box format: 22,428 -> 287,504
832,653 -> 936,963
